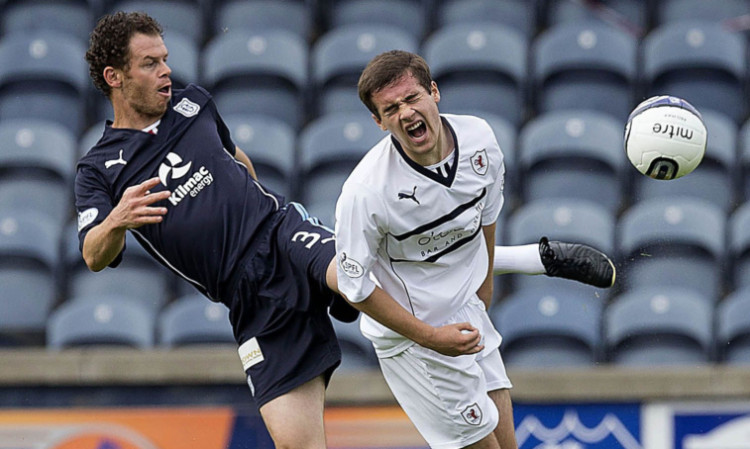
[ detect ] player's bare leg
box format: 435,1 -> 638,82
488,388 -> 518,449
259,374 -> 328,449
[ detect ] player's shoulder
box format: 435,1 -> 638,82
342,136 -> 393,192
171,84 -> 214,112
442,113 -> 493,133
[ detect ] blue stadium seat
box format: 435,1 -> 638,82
717,287 -> 750,364
517,110 -> 626,213
0,31 -> 88,134
617,197 -> 726,301
158,294 -> 234,347
729,202 -> 750,290
298,112 -> 386,224
213,0 -> 313,42
736,118 -> 750,202
201,30 -> 309,130
0,267 -> 57,345
319,0 -> 427,40
543,0 -> 649,34
490,286 -> 603,367
0,178 -> 72,223
311,24 -> 418,116
0,211 -> 61,272
642,21 -> 747,124
0,0 -> 96,44
531,20 -> 637,121
332,317 -> 379,371
223,113 -> 297,199
47,294 -> 156,349
435,0 -> 537,38
605,286 -> 714,365
109,0 -> 205,46
655,0 -> 750,26
63,225 -> 171,313
422,23 -> 528,126
0,119 -> 77,184
632,110 -> 739,212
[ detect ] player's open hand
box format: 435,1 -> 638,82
111,177 -> 171,229
424,322 -> 484,356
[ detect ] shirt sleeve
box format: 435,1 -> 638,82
74,164 -> 123,267
334,179 -> 386,303
481,137 -> 506,226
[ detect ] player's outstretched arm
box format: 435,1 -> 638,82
82,177 -> 170,272
492,238 -> 616,288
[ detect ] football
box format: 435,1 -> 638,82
624,95 -> 707,180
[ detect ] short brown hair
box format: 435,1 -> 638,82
85,11 -> 163,97
358,50 -> 433,119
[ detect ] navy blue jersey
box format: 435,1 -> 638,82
75,85 -> 283,302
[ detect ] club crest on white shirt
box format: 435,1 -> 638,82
173,98 -> 200,117
470,149 -> 489,176
461,403 -> 483,426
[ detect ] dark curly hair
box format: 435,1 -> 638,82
85,11 -> 163,97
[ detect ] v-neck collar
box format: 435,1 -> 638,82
392,116 -> 459,188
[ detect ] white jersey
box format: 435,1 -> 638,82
335,114 -> 506,357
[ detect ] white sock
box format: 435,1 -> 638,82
493,244 -> 545,275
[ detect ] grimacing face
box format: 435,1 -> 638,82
371,72 -> 445,166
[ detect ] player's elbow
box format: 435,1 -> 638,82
83,255 -> 106,272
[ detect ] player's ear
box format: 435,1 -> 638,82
431,81 -> 440,103
103,66 -> 122,89
372,113 -> 386,131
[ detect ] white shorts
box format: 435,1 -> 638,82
378,297 -> 513,449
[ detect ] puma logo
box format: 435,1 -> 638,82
105,149 -> 128,169
398,186 -> 420,205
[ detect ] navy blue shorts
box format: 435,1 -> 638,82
229,203 -> 341,408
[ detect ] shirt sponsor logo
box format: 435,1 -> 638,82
339,252 -> 364,278
158,152 -> 214,206
173,98 -> 200,117
471,149 -> 488,176
77,207 -> 98,231
238,337 -> 264,371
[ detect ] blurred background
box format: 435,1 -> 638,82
1,0 -> 750,447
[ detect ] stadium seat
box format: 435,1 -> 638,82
212,0 -> 313,42
63,225 -> 171,313
109,0 -> 205,46
319,0 -> 427,40
717,287 -> 750,364
0,31 -> 89,134
617,197 -> 726,301
332,317 -> 379,371
605,286 -> 714,365
632,109 -> 739,212
310,24 -> 418,116
435,0 -> 537,39
0,119 -> 77,184
298,112 -> 386,224
0,178 -> 72,223
531,20 -> 637,121
517,110 -> 626,213
655,0 -> 750,26
0,211 -> 61,272
47,294 -> 156,349
223,114 -> 297,199
729,202 -> 750,290
0,267 -> 57,345
162,33 -> 199,89
422,23 -> 528,126
490,286 -> 603,367
736,118 -> 750,202
642,20 -> 747,124
542,0 -> 649,34
201,29 -> 309,130
158,294 -> 234,347
0,0 -> 96,44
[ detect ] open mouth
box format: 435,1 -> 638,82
158,85 -> 171,95
406,120 -> 426,139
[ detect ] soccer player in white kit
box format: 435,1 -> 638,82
334,51 -> 615,449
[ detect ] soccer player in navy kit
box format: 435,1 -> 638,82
77,12 -> 496,449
